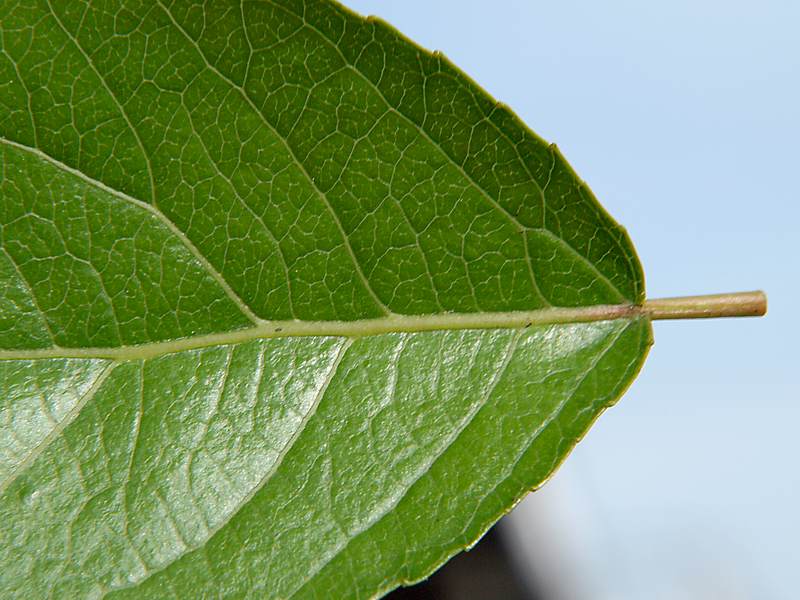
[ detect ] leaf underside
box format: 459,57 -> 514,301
0,0 -> 650,598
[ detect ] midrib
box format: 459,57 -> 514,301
0,303 -> 644,362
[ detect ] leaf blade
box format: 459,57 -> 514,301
0,0 -> 651,597
0,321 -> 650,598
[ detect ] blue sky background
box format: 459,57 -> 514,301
343,1 -> 798,598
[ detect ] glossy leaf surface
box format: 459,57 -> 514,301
0,0 -> 650,597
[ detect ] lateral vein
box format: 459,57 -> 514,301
0,136 -> 262,326
0,361 -> 118,495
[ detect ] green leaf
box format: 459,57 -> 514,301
0,0 -> 651,597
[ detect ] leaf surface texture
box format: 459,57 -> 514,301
0,0 -> 650,597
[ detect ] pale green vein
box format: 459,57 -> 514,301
0,136 -> 262,326
489,321 -> 630,493
0,247 -> 57,345
0,287 -> 761,362
265,0 -> 620,304
0,360 -> 117,495
0,304 -> 648,362
44,0 -> 157,206
106,337 -> 353,596
181,104 -> 298,318
537,229 -> 626,303
155,0 -> 393,317
264,0 -> 552,307
368,321 -> 638,599
286,330 -> 523,598
122,364 -> 146,534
